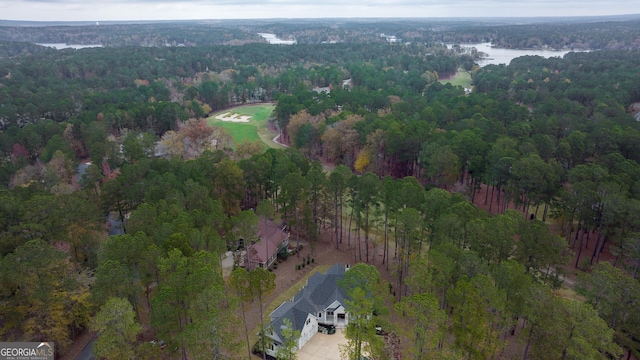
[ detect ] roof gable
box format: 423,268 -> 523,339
247,219 -> 289,264
267,263 -> 348,341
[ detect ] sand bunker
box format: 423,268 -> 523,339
215,112 -> 251,122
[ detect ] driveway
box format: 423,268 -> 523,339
75,336 -> 96,360
221,251 -> 235,277
297,329 -> 348,360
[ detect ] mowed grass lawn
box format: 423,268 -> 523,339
214,121 -> 261,143
207,103 -> 284,148
439,69 -> 472,88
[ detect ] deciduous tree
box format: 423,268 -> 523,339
338,264 -> 386,360
275,318 -> 300,360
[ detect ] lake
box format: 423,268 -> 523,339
37,43 -> 103,49
450,43 -> 586,67
257,33 -> 296,45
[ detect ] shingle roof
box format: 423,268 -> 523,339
247,219 -> 289,266
267,263 -> 348,342
269,304 -> 313,345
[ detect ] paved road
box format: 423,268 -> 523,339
272,132 -> 288,148
76,336 -> 96,360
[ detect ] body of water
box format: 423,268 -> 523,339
37,43 -> 103,49
257,33 -> 296,45
451,43 -> 586,67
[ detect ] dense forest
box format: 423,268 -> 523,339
1,17 -> 640,360
1,16 -> 640,49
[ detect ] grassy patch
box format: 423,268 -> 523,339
440,70 -> 472,88
233,105 -> 274,122
214,121 -> 262,143
207,103 -> 284,149
555,287 -> 585,301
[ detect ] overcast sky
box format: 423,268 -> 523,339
1,0 -> 638,22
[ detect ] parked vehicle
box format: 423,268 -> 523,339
318,323 -> 336,335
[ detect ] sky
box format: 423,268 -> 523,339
1,0 -> 638,22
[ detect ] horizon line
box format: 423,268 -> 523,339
1,13 -> 640,24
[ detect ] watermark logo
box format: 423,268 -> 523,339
0,342 -> 54,360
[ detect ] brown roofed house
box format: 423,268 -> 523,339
246,219 -> 289,270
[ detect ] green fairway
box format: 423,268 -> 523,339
214,121 -> 262,143
439,70 -> 472,88
207,103 -> 284,148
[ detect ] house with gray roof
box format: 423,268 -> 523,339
264,263 -> 350,357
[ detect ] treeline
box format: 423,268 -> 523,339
276,49 -> 640,269
437,19 -> 640,50
0,41 -> 468,186
2,18 -> 640,50
0,41 -> 466,126
0,23 -> 262,47
0,33 -> 640,359
268,48 -> 640,357
1,142 -> 638,358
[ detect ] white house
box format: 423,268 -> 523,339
264,263 -> 350,357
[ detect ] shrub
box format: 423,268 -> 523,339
278,247 -> 289,260
296,264 -> 300,270
578,258 -> 591,272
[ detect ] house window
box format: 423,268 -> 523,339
327,311 -> 334,316
318,312 -> 322,317
306,318 -> 310,325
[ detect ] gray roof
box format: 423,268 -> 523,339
267,263 -> 348,343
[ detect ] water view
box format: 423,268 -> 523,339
257,33 -> 296,45
37,43 -> 103,49
451,43 -> 586,67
